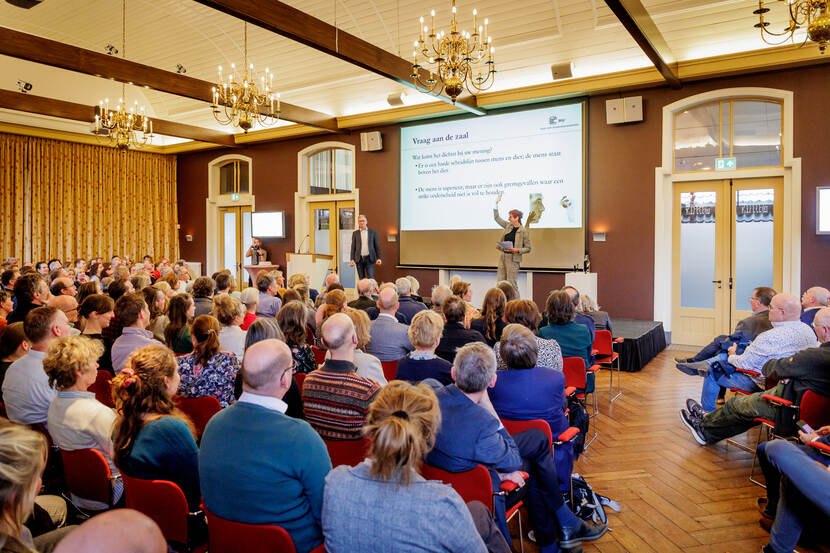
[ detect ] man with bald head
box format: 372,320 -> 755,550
800,285 -> 830,326
48,294 -> 80,333
49,276 -> 76,298
679,293 -> 817,414
200,339 -> 331,553
302,313 -> 381,440
366,287 -> 414,362
54,509 -> 166,553
682,306 -> 830,445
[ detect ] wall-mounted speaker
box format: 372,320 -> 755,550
360,131 -> 382,152
550,62 -> 574,80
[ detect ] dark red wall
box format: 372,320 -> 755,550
178,63 -> 830,321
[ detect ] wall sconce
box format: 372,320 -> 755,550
592,231 -> 606,242
185,234 -> 193,242
387,233 -> 398,242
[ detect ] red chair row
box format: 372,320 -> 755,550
563,356 -> 601,448
591,330 -> 624,403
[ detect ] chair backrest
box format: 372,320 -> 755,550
562,357 -> 587,389
294,372 -> 306,391
800,390 -> 830,428
61,448 -> 113,506
500,418 -> 553,449
0,401 -> 6,418
122,474 -> 189,544
593,330 -> 614,357
380,360 -> 398,382
88,370 -> 114,407
174,396 -> 222,438
203,505 -> 297,553
311,345 -> 327,365
419,463 -> 494,513
324,436 -> 371,467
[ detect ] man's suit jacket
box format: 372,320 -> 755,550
801,307 -> 821,327
735,309 -> 773,341
350,228 -> 381,263
493,209 -> 531,263
347,296 -> 375,312
395,296 -> 428,324
366,314 -> 414,362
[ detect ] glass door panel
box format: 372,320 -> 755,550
338,206 -> 356,289
679,191 -> 717,309
219,206 -> 252,290
221,210 -> 238,276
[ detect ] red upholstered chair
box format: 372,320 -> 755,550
592,330 -> 623,403
294,371 -> 306,391
323,436 -> 371,467
61,448 -> 114,513
174,396 -> 221,439
122,474 -> 205,552
203,505 -> 310,553
0,401 -> 6,418
88,370 -> 114,407
808,440 -> 830,456
380,360 -> 398,382
562,357 -> 600,448
311,345 -> 327,365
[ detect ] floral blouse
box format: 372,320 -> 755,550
289,341 -> 318,374
176,351 -> 240,407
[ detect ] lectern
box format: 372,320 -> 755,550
286,253 -> 332,288
243,263 -> 280,284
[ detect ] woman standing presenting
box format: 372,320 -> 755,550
494,192 -> 531,291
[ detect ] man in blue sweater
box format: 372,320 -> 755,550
199,339 -> 332,553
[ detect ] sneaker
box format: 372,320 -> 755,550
527,530 -> 536,544
675,360 -> 710,377
680,409 -> 707,445
559,519 -> 607,549
757,497 -> 775,519
685,398 -> 706,420
674,356 -> 689,364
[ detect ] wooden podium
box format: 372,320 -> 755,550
286,252 -> 332,288
243,263 -> 280,284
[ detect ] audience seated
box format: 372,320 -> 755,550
470,288 -> 508,347
800,286 -> 829,326
322,381 -> 510,553
78,295 -> 115,374
496,280 -> 518,303
488,324 -> 571,487
176,315 -> 239,407
243,317 -> 303,419
430,284 -> 453,314
277,301 -> 318,375
316,289 -> 348,329
101,279 -> 134,343
347,279 -> 376,311
200,339 -> 332,553
0,291 -> 12,331
406,276 -> 424,304
436,296 -> 486,363
46,295 -> 79,335
75,281 -> 100,306
141,286 -> 169,343
681,306 -> 830,445
562,286 -> 596,342
425,342 -> 606,551
495,300 -> 563,372
213,295 -> 246,362
392,277 -> 427,324
111,293 -> 158,374
191,277 -> 215,318
43,336 -> 122,510
163,294 -> 194,355
239,287 -> 259,331
7,273 -> 49,325
676,286 -> 775,365
111,345 -> 201,509
678,293 -> 817,414
366,288 -> 414,362
579,294 -> 613,333
52,509 -> 167,553
0,323 -> 29,388
396,310 -> 454,386
303,313 -> 381,440
343,309 -> 387,385
2,307 -> 69,425
451,280 -> 481,329
539,290 -> 592,369
255,274 -> 282,318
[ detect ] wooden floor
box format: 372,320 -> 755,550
513,347 -> 820,553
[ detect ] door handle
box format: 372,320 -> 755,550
712,280 -> 722,288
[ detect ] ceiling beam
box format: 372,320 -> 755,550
0,89 -> 238,147
0,27 -> 339,132
603,0 -> 682,89
191,0 -> 486,116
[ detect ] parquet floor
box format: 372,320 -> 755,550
513,347 -> 823,553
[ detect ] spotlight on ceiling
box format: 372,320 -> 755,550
176,64 -> 187,74
387,91 -> 408,107
105,44 -> 119,55
16,80 -> 32,93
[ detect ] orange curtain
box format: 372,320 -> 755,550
1,132 -> 179,263
0,134 -> 28,263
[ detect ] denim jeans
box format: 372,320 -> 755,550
766,439 -> 830,553
758,439 -> 829,517
700,368 -> 760,412
700,385 -> 778,443
688,335 -> 729,362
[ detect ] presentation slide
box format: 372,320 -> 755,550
400,103 -> 583,231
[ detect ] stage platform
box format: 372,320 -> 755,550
612,319 -> 667,372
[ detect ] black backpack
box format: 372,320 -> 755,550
567,473 -> 621,525
567,397 -> 589,458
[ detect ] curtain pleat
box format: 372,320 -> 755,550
1,132 -> 179,263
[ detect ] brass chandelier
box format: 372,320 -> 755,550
753,0 -> 830,53
410,0 -> 495,103
92,0 -> 153,150
211,23 -> 280,133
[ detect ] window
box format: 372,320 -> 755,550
674,99 -> 782,172
218,160 -> 250,196
308,147 -> 353,195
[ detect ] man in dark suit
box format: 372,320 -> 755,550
676,286 -> 776,364
426,342 -> 606,552
349,214 -> 381,279
365,287 -> 413,361
347,279 -> 376,311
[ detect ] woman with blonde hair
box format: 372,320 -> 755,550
152,280 -> 173,301
111,345 -> 200,509
44,336 -> 122,510
212,295 -> 247,362
322,382 -> 509,553
470,288 -> 507,347
176,315 -> 239,407
315,289 -> 347,329
396,310 -> 453,385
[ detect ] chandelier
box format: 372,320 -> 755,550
211,23 -> 280,133
92,0 -> 153,150
753,0 -> 830,53
410,0 -> 495,103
